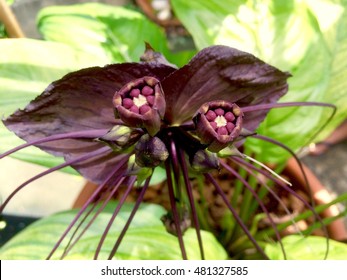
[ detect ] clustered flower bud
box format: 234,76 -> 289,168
134,134 -> 169,168
113,76 -> 166,136
190,149 -> 220,173
97,125 -> 141,150
194,101 -> 243,152
161,209 -> 191,236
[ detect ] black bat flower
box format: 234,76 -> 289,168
0,45 -> 332,259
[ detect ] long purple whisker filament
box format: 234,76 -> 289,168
220,161 -> 286,259
165,160 -> 187,260
251,134 -> 315,207
231,158 -> 304,237
0,146 -> 111,214
61,172 -> 127,259
46,155 -> 130,259
247,136 -> 328,225
251,135 -> 323,213
232,156 -> 308,204
94,176 -> 136,260
0,129 -> 109,159
265,178 -> 330,260
241,101 -> 336,113
61,200 -> 100,259
232,156 -> 329,239
178,147 -> 205,260
205,173 -> 269,259
242,101 -> 336,150
107,176 -> 151,259
251,134 -> 309,188
232,156 -> 284,187
250,134 -> 329,258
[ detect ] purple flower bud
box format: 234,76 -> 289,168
113,76 -> 166,136
134,134 -> 169,168
98,125 -> 142,149
190,149 -> 220,173
193,100 -> 243,152
161,209 -> 191,236
140,42 -> 178,69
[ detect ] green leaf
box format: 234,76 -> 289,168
0,38 -> 109,172
265,235 -> 347,260
37,3 -> 174,64
0,24 -> 7,38
0,202 -> 227,260
172,0 -> 347,163
150,166 -> 167,185
137,166 -> 167,187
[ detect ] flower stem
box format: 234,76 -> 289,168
178,147 -> 205,260
0,129 -> 108,159
205,173 -> 269,259
94,176 -> 136,259
221,161 -> 286,259
46,154 -> 129,259
108,176 -> 151,259
62,175 -> 129,259
0,146 -> 111,214
165,160 -> 188,260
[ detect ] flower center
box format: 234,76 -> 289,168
133,94 -> 148,107
113,76 -> 165,136
194,101 -> 243,152
205,109 -> 236,135
215,115 -> 227,127
122,85 -> 155,114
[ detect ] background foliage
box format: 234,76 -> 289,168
1,0 -> 347,260
1,0 -> 347,168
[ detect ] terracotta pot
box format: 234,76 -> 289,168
283,157 -> 347,241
